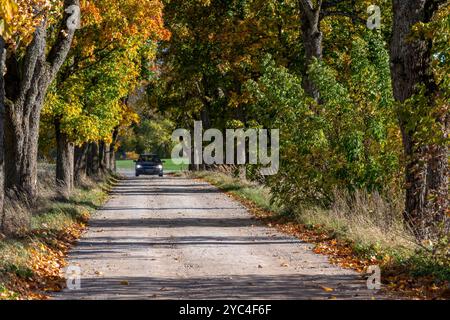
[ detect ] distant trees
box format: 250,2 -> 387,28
0,0 -> 448,242
119,118 -> 176,158
155,0 -> 448,241
42,0 -> 168,192
0,0 -> 169,234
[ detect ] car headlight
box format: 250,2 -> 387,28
136,165 -> 142,169
157,165 -> 163,169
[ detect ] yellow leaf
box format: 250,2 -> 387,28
321,286 -> 334,292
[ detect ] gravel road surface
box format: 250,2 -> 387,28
54,173 -> 382,300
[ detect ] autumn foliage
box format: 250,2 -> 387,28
0,0 -> 448,301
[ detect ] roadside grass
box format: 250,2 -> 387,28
116,159 -> 189,172
115,160 -> 134,170
0,168 -> 113,300
190,171 -> 450,299
191,171 -> 281,214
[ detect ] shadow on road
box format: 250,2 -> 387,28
57,273 -> 373,300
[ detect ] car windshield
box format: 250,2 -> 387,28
138,155 -> 161,163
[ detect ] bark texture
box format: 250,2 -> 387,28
99,141 -> 110,173
390,0 -> 449,240
55,119 -> 74,198
74,144 -> 88,183
87,142 -> 100,177
2,0 -> 80,204
75,139 -> 113,182
0,37 -> 6,223
109,128 -> 119,173
297,0 -> 365,101
298,0 -> 323,101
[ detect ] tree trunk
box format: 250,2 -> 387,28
390,0 -> 449,240
300,11 -> 322,101
98,141 -> 107,173
55,119 -> 74,199
87,142 -> 100,177
0,37 -> 6,223
3,34 -> 47,202
298,0 -> 323,102
189,127 -> 200,171
74,144 -> 88,183
105,143 -> 111,172
109,128 -> 119,173
2,1 -> 79,205
4,99 -> 42,203
110,148 -> 116,172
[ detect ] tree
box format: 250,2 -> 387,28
44,50 -> 143,181
0,0 -> 19,231
296,0 -> 368,100
0,37 -> 5,218
390,0 -> 449,240
297,0 -> 324,101
42,0 -> 168,189
1,0 -> 79,204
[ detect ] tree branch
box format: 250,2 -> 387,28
321,10 -> 365,25
47,0 -> 80,76
66,47 -> 120,79
298,0 -> 323,26
297,0 -> 315,23
18,19 -> 47,106
322,0 -> 347,10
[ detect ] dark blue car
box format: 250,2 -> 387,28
135,154 -> 164,177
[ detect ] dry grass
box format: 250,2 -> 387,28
294,189 -> 417,256
0,163 -> 112,299
1,164 -> 113,236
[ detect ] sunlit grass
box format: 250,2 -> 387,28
0,171 -> 111,299
116,159 -> 189,172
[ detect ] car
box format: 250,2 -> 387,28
134,154 -> 164,177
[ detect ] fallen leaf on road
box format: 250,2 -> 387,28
120,280 -> 129,285
321,286 -> 334,292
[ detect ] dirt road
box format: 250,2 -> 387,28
54,174 -> 382,300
